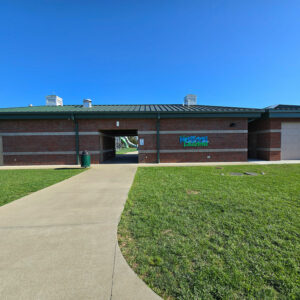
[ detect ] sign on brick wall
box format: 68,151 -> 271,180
179,136 -> 209,147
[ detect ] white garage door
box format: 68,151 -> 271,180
281,123 -> 300,160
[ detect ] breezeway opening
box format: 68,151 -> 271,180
99,129 -> 138,164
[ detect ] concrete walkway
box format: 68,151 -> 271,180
0,165 -> 161,300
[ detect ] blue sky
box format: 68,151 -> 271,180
0,0 -> 299,108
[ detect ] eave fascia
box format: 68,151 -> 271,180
0,111 -> 263,120
265,109 -> 300,118
0,113 -> 74,120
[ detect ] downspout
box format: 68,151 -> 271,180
156,113 -> 160,163
72,114 -> 80,165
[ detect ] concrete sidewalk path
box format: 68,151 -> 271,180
0,165 -> 161,300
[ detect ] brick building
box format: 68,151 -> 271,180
0,95 -> 299,165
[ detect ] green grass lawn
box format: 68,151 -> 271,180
118,165 -> 300,299
116,148 -> 137,154
0,168 -> 85,207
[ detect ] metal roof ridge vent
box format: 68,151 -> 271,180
83,99 -> 92,108
184,94 -> 197,106
46,95 -> 63,106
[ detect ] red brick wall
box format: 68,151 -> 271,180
160,152 -> 247,163
78,119 -> 156,131
160,118 -> 247,130
0,118 -> 155,165
4,154 -> 76,165
0,119 -> 75,132
139,153 -> 156,163
139,118 -> 248,163
1,117 -> 249,165
248,118 -> 300,161
3,136 -> 75,152
0,119 -> 77,165
159,133 -> 247,150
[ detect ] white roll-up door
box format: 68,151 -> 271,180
281,123 -> 300,160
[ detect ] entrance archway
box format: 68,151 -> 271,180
99,129 -> 138,164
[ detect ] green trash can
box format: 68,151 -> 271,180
80,150 -> 91,168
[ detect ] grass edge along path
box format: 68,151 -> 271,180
116,148 -> 137,154
118,164 -> 300,300
0,168 -> 85,207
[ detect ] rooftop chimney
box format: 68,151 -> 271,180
83,99 -> 92,108
184,94 -> 197,106
46,95 -> 63,106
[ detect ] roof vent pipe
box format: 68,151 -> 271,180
46,95 -> 63,106
184,94 -> 197,106
83,99 -> 92,108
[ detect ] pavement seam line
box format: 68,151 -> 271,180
110,240 -> 118,300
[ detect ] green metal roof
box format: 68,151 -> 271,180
2,103 -> 299,119
0,104 -> 262,114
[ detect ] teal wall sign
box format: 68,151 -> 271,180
180,136 -> 209,147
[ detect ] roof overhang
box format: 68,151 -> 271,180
264,109 -> 300,118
